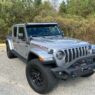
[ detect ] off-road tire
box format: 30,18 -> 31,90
26,59 -> 57,94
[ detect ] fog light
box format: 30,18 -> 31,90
59,72 -> 62,75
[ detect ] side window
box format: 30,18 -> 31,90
18,27 -> 25,40
13,27 -> 17,37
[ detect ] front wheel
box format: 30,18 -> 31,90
26,59 -> 57,94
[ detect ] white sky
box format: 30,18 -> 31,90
43,0 -> 66,3
43,0 -> 66,6
42,0 -> 66,9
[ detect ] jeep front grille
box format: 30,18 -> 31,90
64,46 -> 88,63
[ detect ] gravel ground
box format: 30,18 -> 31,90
0,47 -> 95,95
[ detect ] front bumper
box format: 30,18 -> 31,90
51,54 -> 95,79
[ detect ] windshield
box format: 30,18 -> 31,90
26,25 -> 62,37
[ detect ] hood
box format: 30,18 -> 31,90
30,36 -> 89,50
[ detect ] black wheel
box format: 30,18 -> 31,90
26,59 -> 57,94
81,71 -> 94,77
6,42 -> 15,59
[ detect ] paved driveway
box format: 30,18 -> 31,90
0,47 -> 95,95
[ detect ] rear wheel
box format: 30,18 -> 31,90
6,43 -> 15,59
26,59 -> 57,94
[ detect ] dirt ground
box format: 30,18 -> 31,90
0,47 -> 95,95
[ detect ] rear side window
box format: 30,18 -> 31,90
18,27 -> 25,40
13,27 -> 17,37
18,27 -> 25,35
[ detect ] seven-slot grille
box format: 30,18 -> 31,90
64,46 -> 88,63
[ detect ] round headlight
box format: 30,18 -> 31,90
56,51 -> 65,60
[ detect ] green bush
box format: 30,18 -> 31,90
0,0 -> 95,44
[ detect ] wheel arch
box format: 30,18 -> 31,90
27,49 -> 54,63
6,39 -> 14,50
27,52 -> 39,62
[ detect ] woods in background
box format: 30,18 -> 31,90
0,0 -> 95,43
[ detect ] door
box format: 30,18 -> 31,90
16,26 -> 28,59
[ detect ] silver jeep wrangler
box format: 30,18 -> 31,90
6,23 -> 95,94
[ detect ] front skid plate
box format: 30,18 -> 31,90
51,63 -> 95,78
